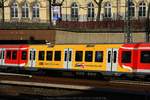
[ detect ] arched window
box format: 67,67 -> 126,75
129,2 -> 135,17
22,2 -> 29,18
138,2 -> 146,17
11,2 -> 18,18
104,2 -> 111,18
71,2 -> 78,21
33,3 -> 40,18
87,2 -> 94,21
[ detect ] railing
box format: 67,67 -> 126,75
0,19 -> 146,32
55,20 -> 146,32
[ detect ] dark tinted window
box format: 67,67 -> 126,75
12,51 -> 17,60
113,51 -> 117,63
108,51 -> 111,63
122,51 -> 131,63
22,51 -> 27,60
1,51 -> 4,59
54,51 -> 61,61
6,51 -> 11,60
0,51 -> 1,59
75,51 -> 83,61
46,51 -> 53,61
39,51 -> 45,60
95,51 -> 103,62
141,51 -> 150,63
85,51 -> 93,62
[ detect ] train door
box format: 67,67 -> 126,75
64,48 -> 72,69
0,48 -> 5,65
107,48 -> 118,72
29,49 -> 36,67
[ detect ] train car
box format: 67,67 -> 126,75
0,43 -> 150,78
119,43 -> 150,77
25,44 -> 131,76
0,45 -> 29,68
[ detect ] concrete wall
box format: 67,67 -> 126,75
0,29 -> 146,44
55,30 -> 146,44
0,30 -> 56,43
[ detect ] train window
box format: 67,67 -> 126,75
69,51 -> 72,61
6,51 -> 11,60
22,51 -> 27,60
113,51 -> 117,63
85,51 -> 93,62
30,51 -> 36,60
95,51 -> 103,62
141,51 -> 150,63
46,51 -> 53,61
12,51 -> 17,60
54,51 -> 61,61
0,51 -> 1,59
122,51 -> 131,63
108,51 -> 111,63
2,51 -> 4,59
39,51 -> 45,60
75,51 -> 83,62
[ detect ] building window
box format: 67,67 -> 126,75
71,2 -> 78,21
22,3 -> 29,18
33,3 -> 40,18
138,2 -> 146,17
104,2 -> 111,18
87,2 -> 94,21
129,2 -> 135,17
11,2 -> 18,18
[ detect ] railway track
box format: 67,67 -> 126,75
0,72 -> 149,97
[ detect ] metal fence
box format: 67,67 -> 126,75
0,20 -> 146,32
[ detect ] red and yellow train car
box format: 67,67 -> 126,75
0,43 -> 150,78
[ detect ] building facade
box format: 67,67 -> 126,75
0,0 -> 149,23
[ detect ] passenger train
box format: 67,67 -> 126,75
0,42 -> 150,78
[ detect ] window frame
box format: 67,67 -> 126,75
140,51 -> 150,63
22,3 -> 29,18
75,51 -> 83,62
38,51 -> 45,61
12,51 -> 17,60
32,3 -> 40,18
21,51 -> 27,60
95,51 -> 103,62
85,51 -> 93,62
11,2 -> 18,18
122,51 -> 132,63
6,50 -> 12,60
54,51 -> 61,61
46,51 -> 53,61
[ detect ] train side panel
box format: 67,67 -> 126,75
27,44 -> 131,74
